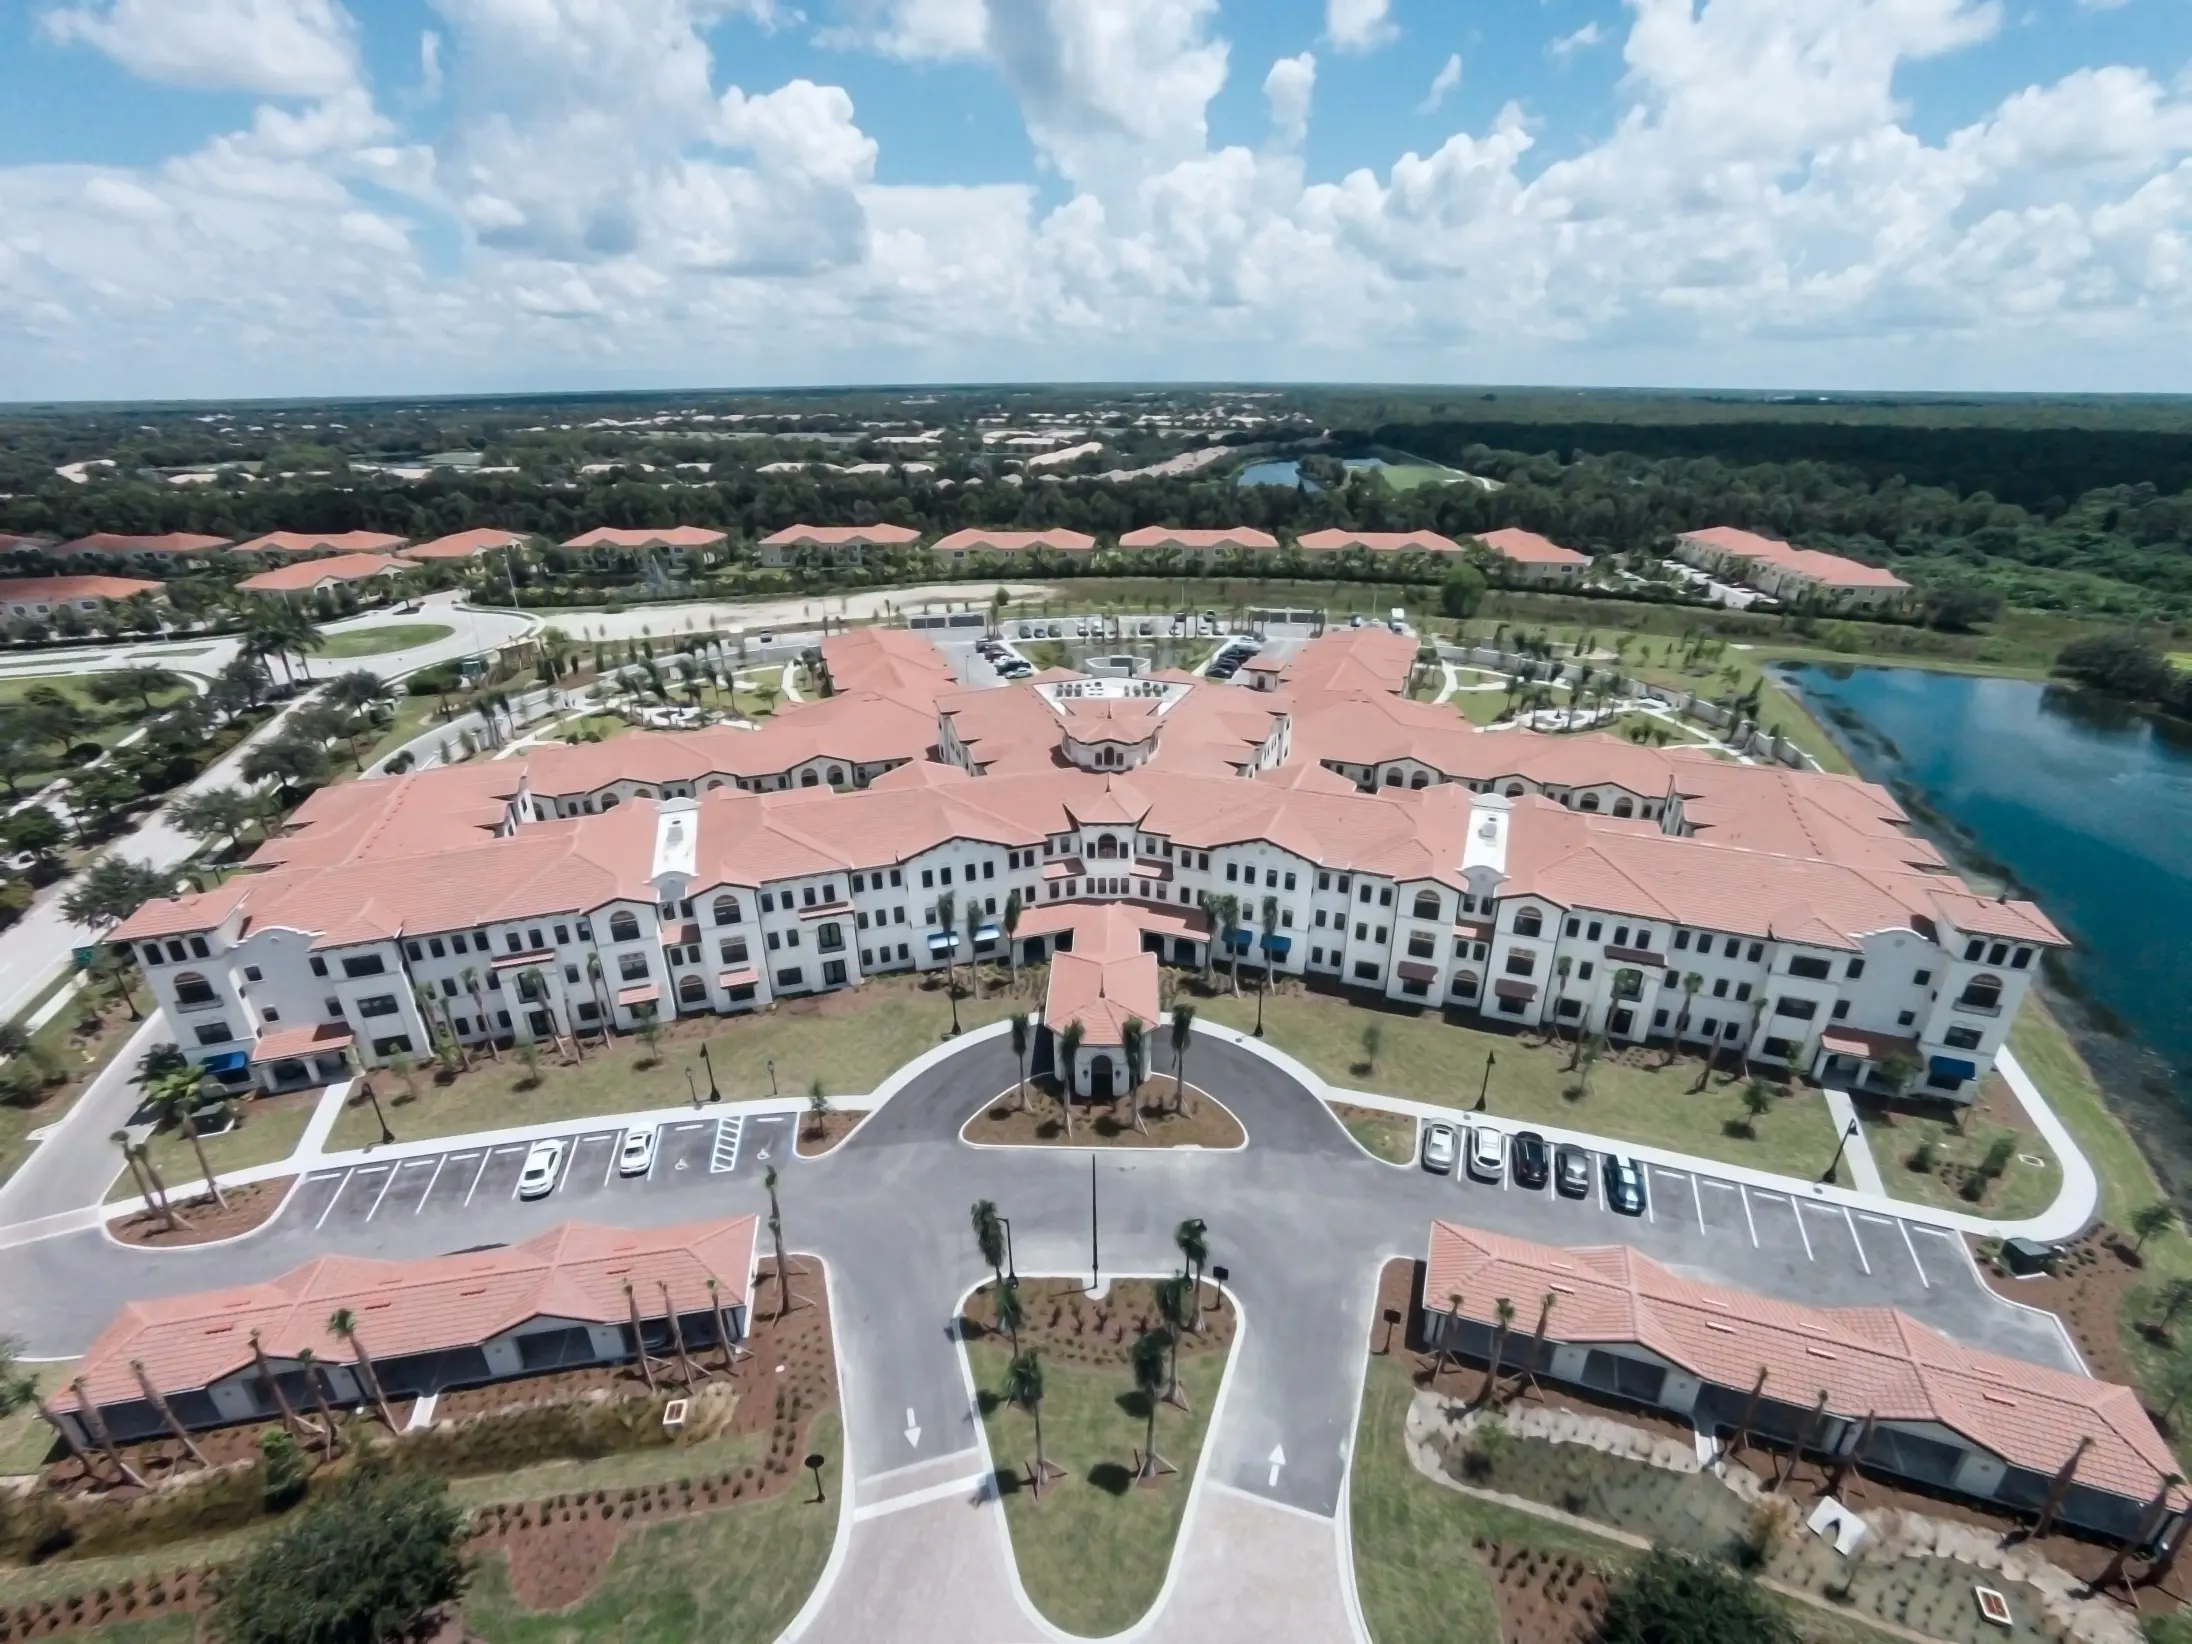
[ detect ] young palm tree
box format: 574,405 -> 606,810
1004,1349 -> 1059,1495
993,1277 -> 1024,1356
1175,1218 -> 1211,1318
146,1064 -> 227,1210
1217,894 -> 1243,995
1157,1274 -> 1197,1405
585,952 -> 613,1041
294,1347 -> 342,1457
1009,1012 -> 1031,1112
963,902 -> 985,1000
1546,955 -> 1573,1047
460,966 -> 499,1060
935,890 -> 960,1033
1120,1016 -> 1147,1132
1479,1297 -> 1516,1406
1161,1003 -> 1194,1117
416,984 -> 468,1071
1194,893 -> 1217,984
764,1165 -> 794,1321
1670,972 -> 1703,1068
326,1308 -> 396,1427
1133,1329 -> 1172,1479
1001,890 -> 1023,991
1056,1020 -> 1084,1143
112,1130 -> 175,1232
1432,1291 -> 1465,1387
970,1199 -> 1006,1288
129,1136 -> 185,1232
1255,895 -> 1280,1034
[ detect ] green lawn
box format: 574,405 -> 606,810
313,623 -> 455,659
360,693 -> 449,769
448,1432 -> 767,1510
327,975 -> 1033,1150
0,979 -> 148,1191
108,1091 -> 317,1202
1332,1103 -> 1416,1165
968,1338 -> 1226,1637
461,1412 -> 838,1644
1196,990 -> 1847,1182
0,673 -> 198,789
1857,1083 -> 2062,1222
0,1357 -> 73,1474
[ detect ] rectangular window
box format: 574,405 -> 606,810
1773,996 -> 1818,1021
324,997 -> 343,1017
1845,957 -> 1865,979
720,939 -> 748,963
242,965 -> 263,982
777,967 -> 804,987
505,932 -> 522,953
577,919 -> 593,940
823,960 -> 847,986
1831,1001 -> 1850,1020
1735,982 -> 1752,1002
1226,863 -> 1238,882
356,994 -> 400,1018
1505,952 -> 1536,977
1897,1010 -> 1915,1026
1577,962 -> 1594,981
1407,934 -> 1435,959
1566,918 -> 1581,938
761,891 -> 776,912
194,1021 -> 235,1046
1748,942 -> 1764,962
441,978 -> 458,998
1724,937 -> 1741,958
1315,910 -> 1327,928
404,942 -> 422,962
1712,978 -> 1728,998
2012,946 -> 2033,970
1353,961 -> 1378,981
941,867 -> 953,885
1587,921 -> 1603,941
890,869 -> 903,886
189,936 -> 210,959
309,957 -> 329,977
1674,930 -> 1690,950
339,954 -> 385,978
1317,871 -> 1330,891
983,862 -> 995,880
1284,872 -> 1297,891
1788,956 -> 1832,981
1944,1025 -> 1984,1050
922,869 -> 934,888
618,953 -> 649,981
429,937 -> 447,958
371,1035 -> 414,1057
555,925 -> 569,945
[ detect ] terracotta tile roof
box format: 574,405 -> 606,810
1281,627 -> 1420,698
930,528 -> 1095,555
1023,900 -> 1174,1046
819,627 -> 959,704
56,532 -> 230,556
249,1022 -> 354,1063
59,1218 -> 758,1415
403,528 -> 530,560
563,526 -> 727,549
1296,529 -> 1462,555
234,530 -> 408,556
1680,527 -> 1909,592
0,575 -> 162,603
1425,1221 -> 2179,1507
1476,527 -> 1588,567
519,695 -> 937,798
237,553 -> 412,593
0,534 -> 48,554
1118,526 -> 1278,551
760,523 -> 921,547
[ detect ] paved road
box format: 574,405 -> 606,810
0,1027 -> 2083,1641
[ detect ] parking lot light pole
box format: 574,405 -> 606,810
1474,1050 -> 1494,1114
1823,1116 -> 1859,1184
362,1079 -> 395,1148
701,1041 -> 721,1102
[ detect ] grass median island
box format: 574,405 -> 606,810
965,1279 -> 1234,1638
313,622 -> 455,658
961,1077 -> 1244,1149
1331,1101 -> 1416,1164
1194,988 -> 1846,1181
1858,1071 -> 2062,1222
327,971 -> 1033,1150
106,1088 -> 318,1203
0,973 -> 149,1191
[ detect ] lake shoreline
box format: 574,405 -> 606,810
1779,661 -> 2192,1206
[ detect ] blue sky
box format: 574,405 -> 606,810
2,0 -> 2191,400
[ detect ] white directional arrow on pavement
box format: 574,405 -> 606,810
905,1407 -> 922,1447
1266,1444 -> 1286,1488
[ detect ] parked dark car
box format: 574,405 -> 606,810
1554,1144 -> 1591,1198
1512,1131 -> 1550,1190
1604,1154 -> 1647,1216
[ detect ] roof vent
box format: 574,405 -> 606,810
1804,1346 -> 1836,1360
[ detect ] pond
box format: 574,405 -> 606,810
1777,663 -> 2192,1115
1234,457 -> 1388,491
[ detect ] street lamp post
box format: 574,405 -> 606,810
1474,1050 -> 1495,1114
701,1041 -> 722,1102
363,1079 -> 395,1148
1823,1117 -> 1860,1184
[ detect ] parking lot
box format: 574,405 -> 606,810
288,1113 -> 796,1232
1416,1123 -> 2081,1372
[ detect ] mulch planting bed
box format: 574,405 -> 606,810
795,1111 -> 861,1156
8,1267 -> 838,1630
1973,1224 -> 2140,1389
108,1178 -> 293,1247
961,1082 -> 1243,1150
1478,1538 -> 1611,1644
961,1277 -> 1236,1367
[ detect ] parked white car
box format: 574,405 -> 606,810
618,1126 -> 657,1177
1467,1126 -> 1505,1183
517,1138 -> 565,1199
1421,1122 -> 1457,1175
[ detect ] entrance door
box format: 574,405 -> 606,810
1609,1007 -> 1635,1038
1089,1055 -> 1115,1102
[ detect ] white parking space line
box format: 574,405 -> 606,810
414,1152 -> 448,1214
1691,1173 -> 1705,1230
552,1140 -> 580,1194
1841,1207 -> 1872,1275
1784,1198 -> 1813,1261
307,1169 -> 343,1181
1898,1219 -> 1932,1288
461,1149 -> 496,1206
1739,1184 -> 1760,1248
602,1137 -> 619,1188
366,1162 -> 411,1220
315,1169 -> 360,1229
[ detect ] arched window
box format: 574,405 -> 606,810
1513,908 -> 1543,938
713,895 -> 741,926
600,792 -> 620,809
1612,797 -> 1635,818
1451,970 -> 1480,997
173,970 -> 216,1006
704,779 -> 723,792
800,770 -> 819,787
1412,892 -> 1441,921
1504,783 -> 1526,798
1382,769 -> 1401,787
1958,974 -> 2003,1011
609,910 -> 640,943
634,787 -> 655,799
1410,772 -> 1429,789
677,974 -> 707,1005
1095,835 -> 1120,859
1578,793 -> 1601,812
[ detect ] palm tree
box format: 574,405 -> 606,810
1133,1329 -> 1172,1479
461,965 -> 498,1060
1119,1016 -> 1147,1131
416,984 -> 469,1071
1194,893 -> 1218,984
1217,893 -> 1243,995
327,1308 -> 396,1427
1432,1291 -> 1465,1386
1001,889 -> 1023,991
993,1278 -> 1024,1356
1670,972 -> 1702,1068
1176,1217 -> 1210,1318
112,1130 -> 178,1232
145,1064 -> 227,1210
1255,895 -> 1280,1035
1157,1274 -> 1197,1405
935,890 -> 959,1033
585,953 -> 613,1040
1546,955 -> 1573,1047
1003,1349 -> 1060,1495
1170,1003 -> 1196,1116
963,902 -> 985,999
1479,1297 -> 1516,1406
1057,1020 -> 1084,1142
970,1199 -> 1006,1287
764,1165 -> 793,1320
294,1346 -> 341,1457
1009,1012 -> 1031,1112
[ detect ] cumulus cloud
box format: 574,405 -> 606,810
1264,53 -> 1317,149
40,0 -> 362,97
1419,53 -> 1462,114
1326,0 -> 1396,54
9,0 -> 2192,396
1550,21 -> 1604,59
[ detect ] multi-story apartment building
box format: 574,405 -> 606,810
116,627 -> 2059,1103
1675,526 -> 1911,612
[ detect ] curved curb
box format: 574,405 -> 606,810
95,1173 -> 307,1256
955,1082 -> 1248,1154
946,1270 -> 1249,1644
772,1249 -> 855,1644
